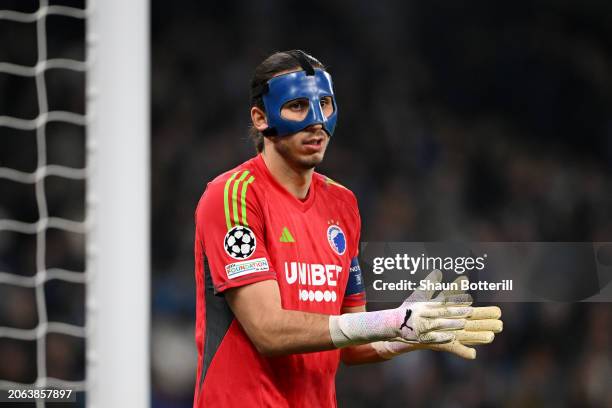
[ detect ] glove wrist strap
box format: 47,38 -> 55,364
328,309 -> 398,348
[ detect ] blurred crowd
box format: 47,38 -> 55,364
1,0 -> 611,407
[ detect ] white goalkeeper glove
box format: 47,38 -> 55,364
329,270 -> 472,347
371,276 -> 503,360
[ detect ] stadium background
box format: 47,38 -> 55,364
150,1 -> 612,406
1,0 -> 611,407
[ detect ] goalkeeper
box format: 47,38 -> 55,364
192,50 -> 502,408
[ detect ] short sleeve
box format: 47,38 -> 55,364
349,190 -> 361,260
342,257 -> 367,308
343,193 -> 366,308
196,170 -> 276,294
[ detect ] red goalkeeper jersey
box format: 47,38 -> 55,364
193,154 -> 366,407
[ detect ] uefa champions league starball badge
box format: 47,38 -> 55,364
224,226 -> 256,259
327,224 -> 346,256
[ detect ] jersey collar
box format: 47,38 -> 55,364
254,153 -> 317,213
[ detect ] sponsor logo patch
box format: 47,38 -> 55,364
284,261 -> 342,303
225,257 -> 269,279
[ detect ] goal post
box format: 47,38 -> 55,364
86,0 -> 150,406
0,0 -> 150,405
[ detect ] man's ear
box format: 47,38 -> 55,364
250,107 -> 268,131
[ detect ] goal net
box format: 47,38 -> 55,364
0,0 -> 149,406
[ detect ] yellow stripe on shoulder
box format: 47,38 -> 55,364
221,169 -> 258,231
325,176 -> 348,189
223,171 -> 241,230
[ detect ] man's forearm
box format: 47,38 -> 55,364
227,280 -> 393,356
226,275 -> 471,357
226,281 -> 337,356
238,308 -> 405,361
245,308 -> 336,356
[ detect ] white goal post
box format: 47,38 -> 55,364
0,0 -> 149,405
87,0 -> 150,407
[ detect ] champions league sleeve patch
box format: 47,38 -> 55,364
224,226 -> 256,260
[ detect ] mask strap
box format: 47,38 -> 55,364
287,50 -> 315,76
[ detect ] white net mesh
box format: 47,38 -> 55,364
0,0 -> 88,405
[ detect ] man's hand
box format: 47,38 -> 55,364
329,270 -> 472,347
372,277 -> 503,360
393,270 -> 472,344
376,306 -> 503,359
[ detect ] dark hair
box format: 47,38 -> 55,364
249,50 -> 325,153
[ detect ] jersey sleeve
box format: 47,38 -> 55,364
196,170 -> 276,294
342,257 -> 367,308
342,191 -> 367,308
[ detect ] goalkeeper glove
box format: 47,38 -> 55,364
371,276 -> 503,360
329,270 -> 472,347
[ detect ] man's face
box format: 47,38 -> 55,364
270,124 -> 331,170
252,68 -> 336,169
270,95 -> 333,169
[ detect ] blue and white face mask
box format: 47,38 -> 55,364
260,68 -> 338,138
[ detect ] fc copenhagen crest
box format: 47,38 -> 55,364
224,226 -> 256,259
327,225 -> 346,256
